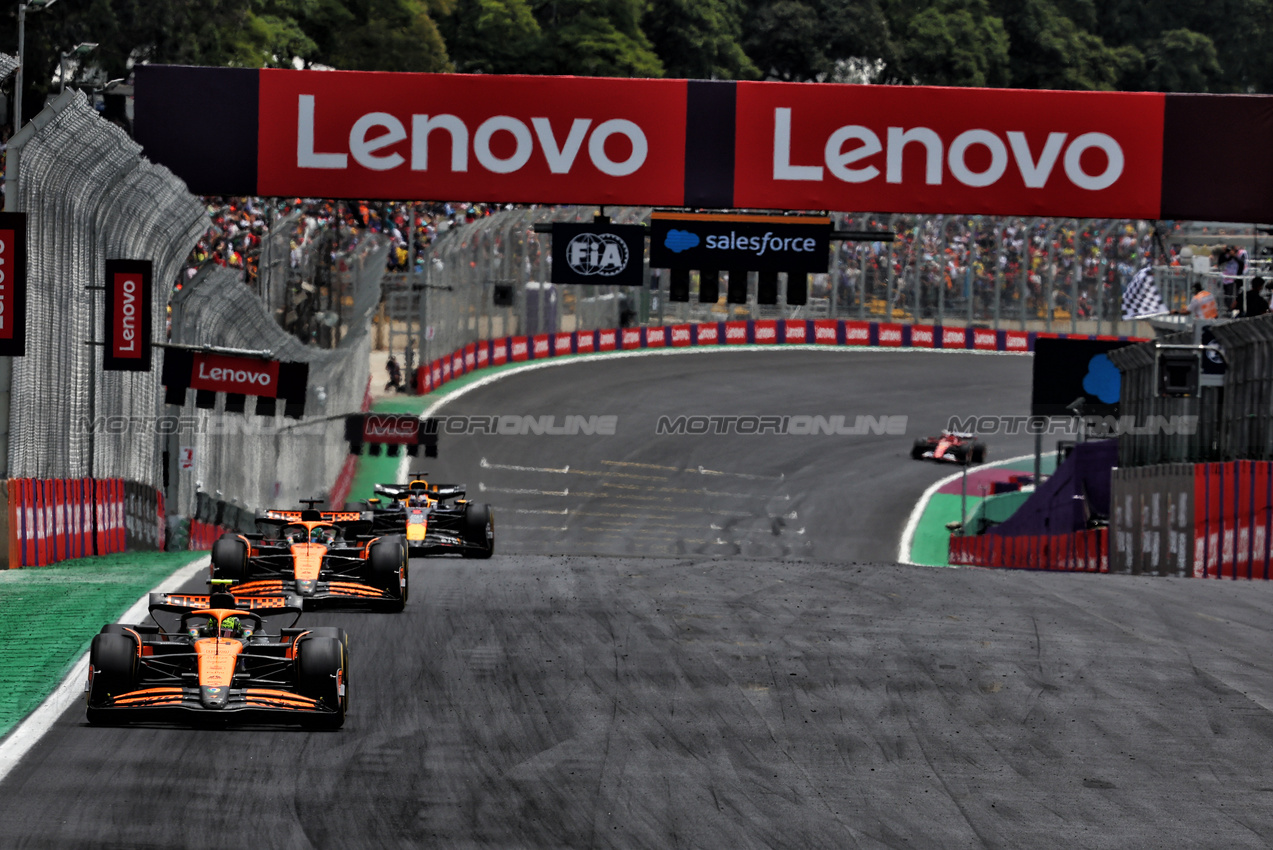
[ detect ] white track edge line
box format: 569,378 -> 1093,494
0,554 -> 211,782
896,454 -> 1037,567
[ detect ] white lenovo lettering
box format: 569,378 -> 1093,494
298,97 -> 648,177
119,277 -> 137,352
197,362 -> 274,386
774,110 -> 1125,191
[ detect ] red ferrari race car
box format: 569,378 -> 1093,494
85,588 -> 348,729
911,430 -> 987,464
210,507 -> 408,612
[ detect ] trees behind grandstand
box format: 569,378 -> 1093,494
1,0 -> 1270,128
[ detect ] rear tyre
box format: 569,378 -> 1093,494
910,440 -> 927,460
210,535 -> 248,583
297,635 -> 346,730
367,536 -> 406,612
971,443 -> 987,464
86,633 -> 137,722
462,503 -> 494,559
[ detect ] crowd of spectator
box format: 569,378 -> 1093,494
828,216 -> 1172,325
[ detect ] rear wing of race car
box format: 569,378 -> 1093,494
374,482 -> 467,501
253,511 -> 375,538
147,590 -> 305,632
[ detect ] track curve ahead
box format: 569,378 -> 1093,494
5,349 -> 1273,849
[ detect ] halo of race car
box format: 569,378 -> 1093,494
85,475 -> 495,729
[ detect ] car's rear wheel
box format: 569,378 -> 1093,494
462,503 -> 494,559
210,534 -> 248,583
86,632 -> 137,722
297,635 -> 346,730
971,443 -> 987,464
911,440 -> 927,460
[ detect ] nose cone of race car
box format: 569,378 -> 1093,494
200,685 -> 228,709
295,578 -> 317,596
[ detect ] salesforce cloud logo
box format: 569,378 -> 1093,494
664,230 -> 700,253
1082,354 -> 1120,403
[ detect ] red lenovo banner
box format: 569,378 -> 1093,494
104,259 -> 152,371
0,212 -> 27,356
734,83 -> 1164,219
134,65 -> 1273,222
189,353 -> 280,395
257,69 -> 687,205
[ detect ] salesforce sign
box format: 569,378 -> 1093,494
649,212 -> 831,273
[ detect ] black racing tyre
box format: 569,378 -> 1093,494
86,632 -> 137,716
911,440 -> 927,460
210,534 -> 248,583
971,443 -> 987,464
462,503 -> 494,559
367,536 -> 406,611
297,635 -> 346,729
952,447 -> 969,465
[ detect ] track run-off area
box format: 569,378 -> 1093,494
5,348 -> 1273,848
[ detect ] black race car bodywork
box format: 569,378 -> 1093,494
210,509 -> 408,611
85,590 -> 348,728
365,478 -> 494,559
911,430 -> 987,464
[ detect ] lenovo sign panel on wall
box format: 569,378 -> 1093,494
104,259 -> 152,371
551,223 -> 645,286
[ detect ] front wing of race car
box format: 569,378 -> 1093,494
88,684 -> 338,724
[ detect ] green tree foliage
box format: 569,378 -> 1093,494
642,0 -> 759,80
6,0 -> 1273,124
884,0 -> 1010,87
742,0 -> 893,82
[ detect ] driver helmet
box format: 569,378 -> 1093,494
219,616 -> 241,638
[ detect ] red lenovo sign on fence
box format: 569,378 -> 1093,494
134,66 -> 1273,222
0,213 -> 27,356
189,353 -> 280,396
104,259 -> 152,371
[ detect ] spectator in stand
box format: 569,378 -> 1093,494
1235,277 -> 1270,318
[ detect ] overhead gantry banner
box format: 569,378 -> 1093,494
134,65 -> 1273,223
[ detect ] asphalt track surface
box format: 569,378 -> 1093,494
7,349 -> 1273,848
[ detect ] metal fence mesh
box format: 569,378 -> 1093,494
381,207 -> 1166,366
169,238 -> 388,520
7,89 -> 206,488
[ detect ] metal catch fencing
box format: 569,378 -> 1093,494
380,208 -> 1166,367
5,89 -> 206,489
168,237 -> 388,528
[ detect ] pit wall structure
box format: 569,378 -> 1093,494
952,461 -> 1273,580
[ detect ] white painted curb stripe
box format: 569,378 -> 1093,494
0,554 -> 211,783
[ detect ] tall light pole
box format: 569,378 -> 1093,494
14,0 -> 59,137
59,42 -> 97,94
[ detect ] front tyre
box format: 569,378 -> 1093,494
367,536 -> 406,611
86,632 -> 138,722
462,503 -> 494,559
297,635 -> 347,729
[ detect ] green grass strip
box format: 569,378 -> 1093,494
0,550 -> 206,739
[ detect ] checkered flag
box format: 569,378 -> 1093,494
1122,265 -> 1166,319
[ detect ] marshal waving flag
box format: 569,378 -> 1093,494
1122,265 -> 1166,319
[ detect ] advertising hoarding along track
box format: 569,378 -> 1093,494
103,260 -> 152,372
134,66 -> 1273,222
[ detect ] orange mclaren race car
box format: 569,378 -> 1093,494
85,589 -> 348,729
910,430 -> 987,465
366,475 -> 495,559
210,508 -> 408,611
